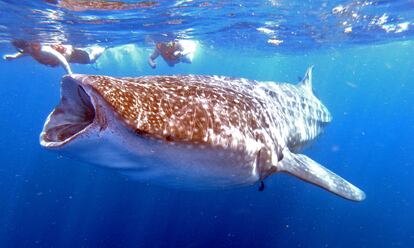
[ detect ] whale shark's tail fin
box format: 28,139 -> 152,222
298,66 -> 314,94
278,150 -> 365,201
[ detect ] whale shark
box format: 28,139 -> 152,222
40,67 -> 365,201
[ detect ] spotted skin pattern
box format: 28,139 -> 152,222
77,74 -> 330,179
86,75 -> 330,146
75,75 -> 272,178
88,75 -> 266,144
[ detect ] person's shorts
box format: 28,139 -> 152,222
70,49 -> 90,64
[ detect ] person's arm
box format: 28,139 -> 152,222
3,51 -> 26,60
174,41 -> 196,63
177,40 -> 196,56
148,48 -> 159,68
175,46 -> 193,63
173,50 -> 182,57
41,46 -> 73,74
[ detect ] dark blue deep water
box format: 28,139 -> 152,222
0,1 -> 413,247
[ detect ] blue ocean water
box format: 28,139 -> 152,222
0,1 -> 413,247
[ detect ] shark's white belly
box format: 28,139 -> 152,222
61,126 -> 260,189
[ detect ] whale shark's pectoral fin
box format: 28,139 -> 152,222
278,151 -> 365,201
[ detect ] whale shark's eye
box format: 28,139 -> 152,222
41,81 -> 95,145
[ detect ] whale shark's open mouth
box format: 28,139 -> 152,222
40,77 -> 96,147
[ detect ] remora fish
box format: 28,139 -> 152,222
40,67 -> 365,201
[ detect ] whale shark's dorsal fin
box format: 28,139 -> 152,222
299,66 -> 314,93
278,150 -> 365,201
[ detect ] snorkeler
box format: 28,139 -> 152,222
148,40 -> 197,68
3,40 -> 106,75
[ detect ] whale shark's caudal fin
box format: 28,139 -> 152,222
299,66 -> 314,93
278,150 -> 365,201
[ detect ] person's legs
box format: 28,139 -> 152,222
70,49 -> 90,64
70,46 -> 105,64
84,46 -> 105,63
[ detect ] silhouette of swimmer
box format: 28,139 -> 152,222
3,40 -> 105,74
44,0 -> 158,11
148,40 -> 197,69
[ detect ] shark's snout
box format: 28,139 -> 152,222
40,75 -> 97,148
